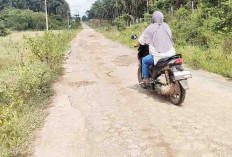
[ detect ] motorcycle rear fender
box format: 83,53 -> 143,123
179,80 -> 190,90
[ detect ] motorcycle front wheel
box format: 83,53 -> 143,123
169,81 -> 186,106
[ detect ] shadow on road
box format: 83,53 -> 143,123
127,84 -> 183,107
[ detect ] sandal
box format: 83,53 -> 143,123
139,78 -> 149,85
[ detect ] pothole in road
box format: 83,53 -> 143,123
68,81 -> 96,88
88,35 -> 96,38
114,55 -> 136,67
106,71 -> 113,78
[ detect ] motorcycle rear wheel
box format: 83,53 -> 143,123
169,81 -> 186,106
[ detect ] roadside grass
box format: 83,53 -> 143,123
91,23 -> 232,78
177,46 -> 232,77
0,29 -> 80,156
1,31 -> 44,41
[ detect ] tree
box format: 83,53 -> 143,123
87,0 -> 148,21
82,15 -> 88,21
74,13 -> 81,22
0,21 -> 10,36
0,0 -> 70,18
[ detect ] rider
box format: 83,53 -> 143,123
134,11 -> 176,84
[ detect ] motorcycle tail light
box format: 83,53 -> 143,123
174,58 -> 183,64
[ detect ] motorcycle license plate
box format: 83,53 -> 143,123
174,71 -> 192,80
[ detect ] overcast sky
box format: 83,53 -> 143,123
66,0 -> 96,17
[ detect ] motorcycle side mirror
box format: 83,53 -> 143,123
131,35 -> 138,40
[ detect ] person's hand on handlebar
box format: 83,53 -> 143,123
134,42 -> 140,48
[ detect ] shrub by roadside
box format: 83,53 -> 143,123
0,8 -> 47,31
0,22 -> 10,36
0,8 -> 81,31
0,30 -> 78,156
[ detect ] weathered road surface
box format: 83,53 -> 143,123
33,24 -> 232,157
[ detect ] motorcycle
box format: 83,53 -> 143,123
131,35 -> 192,106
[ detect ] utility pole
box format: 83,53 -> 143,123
147,0 -> 149,13
192,1 -> 194,14
67,11 -> 70,29
45,0 -> 49,30
171,6 -> 174,19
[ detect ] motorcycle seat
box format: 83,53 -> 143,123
155,54 -> 181,67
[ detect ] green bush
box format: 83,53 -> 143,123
203,16 -> 224,32
0,8 -> 41,30
177,45 -> 232,78
30,13 -> 46,30
49,15 -> 67,30
0,8 -> 68,31
112,14 -> 133,31
113,17 -> 126,31
144,13 -> 152,22
26,31 -> 75,69
0,22 -> 10,36
121,14 -> 133,22
170,9 -> 199,45
70,21 -> 81,29
175,8 -> 190,20
0,30 -> 78,156
222,34 -> 232,56
170,10 -> 219,47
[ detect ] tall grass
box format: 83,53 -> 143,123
0,30 -> 78,156
90,22 -> 232,78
